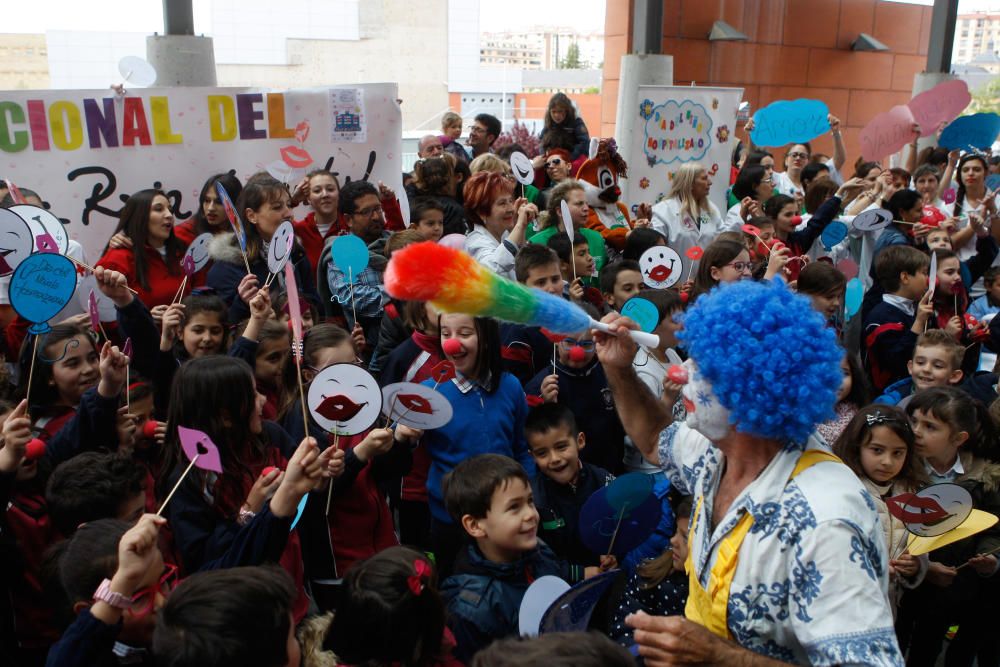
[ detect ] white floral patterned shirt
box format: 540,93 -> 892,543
658,423 -> 903,666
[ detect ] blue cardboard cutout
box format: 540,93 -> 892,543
938,113 -> 1000,151
820,220 -> 849,250
9,253 -> 77,334
539,570 -> 620,634
519,576 -> 570,637
290,494 -> 308,531
620,297 -> 660,333
580,484 -> 661,557
751,99 -> 830,147
332,235 -> 370,283
845,278 -> 863,319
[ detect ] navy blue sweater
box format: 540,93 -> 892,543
863,299 -> 918,392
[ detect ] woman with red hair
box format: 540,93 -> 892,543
463,171 -> 538,279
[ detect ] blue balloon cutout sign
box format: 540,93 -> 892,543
331,235 -> 369,283
845,278 -> 863,319
821,220 -> 849,251
750,99 -> 830,147
620,297 -> 659,333
938,113 -> 1000,151
9,253 -> 77,334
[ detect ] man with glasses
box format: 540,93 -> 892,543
467,113 -> 501,160
322,180 -> 389,358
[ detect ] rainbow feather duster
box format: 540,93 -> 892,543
385,242 -> 592,334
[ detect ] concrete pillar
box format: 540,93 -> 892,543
146,35 -> 217,87
614,54 -> 673,156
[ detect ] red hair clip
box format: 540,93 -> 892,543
407,558 -> 431,596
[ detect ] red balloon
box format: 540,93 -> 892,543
25,438 -> 46,461
442,338 -> 463,356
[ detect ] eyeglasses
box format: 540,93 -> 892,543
468,125 -> 486,134
129,564 -> 178,618
788,152 -> 809,160
724,261 -> 754,273
355,205 -> 384,218
546,158 -> 563,167
559,338 -> 595,350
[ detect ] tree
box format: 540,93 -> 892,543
560,42 -> 583,69
967,77 -> 1000,114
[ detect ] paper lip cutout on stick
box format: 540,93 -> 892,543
560,200 -> 575,244
267,221 -> 296,274
638,246 -> 682,289
539,569 -> 620,635
906,508 -> 998,557
8,253 -> 77,334
88,291 -> 101,331
509,151 -> 535,186
331,235 -> 369,284
620,296 -> 660,334
519,575 -> 571,637
10,205 -> 69,255
0,208 -> 35,278
928,251 -> 938,299
429,360 -> 456,385
750,98 -> 830,147
381,382 -> 454,430
859,104 -> 916,161
821,220 -> 849,250
852,208 -> 893,233
307,362 -> 382,436
845,278 -> 864,319
907,80 -> 971,138
184,232 -> 214,273
177,426 -> 224,474
886,483 -> 973,538
938,112 -> 1000,151
77,275 -> 116,321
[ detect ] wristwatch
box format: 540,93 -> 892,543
93,578 -> 131,609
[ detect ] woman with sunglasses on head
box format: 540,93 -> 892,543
537,148 -> 574,211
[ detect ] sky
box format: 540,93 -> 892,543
0,0 -> 996,35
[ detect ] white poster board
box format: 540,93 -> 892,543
623,86 -> 743,216
0,84 -> 403,262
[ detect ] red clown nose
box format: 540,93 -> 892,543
141,421 -> 159,440
25,438 -> 46,461
568,346 -> 587,363
442,338 -> 463,356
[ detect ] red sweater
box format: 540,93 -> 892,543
96,245 -> 189,309
293,198 -> 406,277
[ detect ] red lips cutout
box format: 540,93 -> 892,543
397,393 -> 434,415
280,145 -> 314,169
316,394 -> 366,421
648,265 -> 672,282
885,493 -> 949,525
430,360 -> 456,383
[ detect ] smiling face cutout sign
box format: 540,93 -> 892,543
0,208 -> 35,277
184,233 -> 214,273
886,483 -> 973,537
307,363 -> 382,435
509,151 -> 535,186
381,382 -> 453,430
267,221 -> 295,274
639,245 -> 682,289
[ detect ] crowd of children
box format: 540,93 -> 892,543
1,94 -> 999,667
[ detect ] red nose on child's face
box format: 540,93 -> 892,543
142,421 -> 159,439
790,215 -> 803,226
667,365 -> 689,385
25,438 -> 46,461
568,346 -> 587,363
442,338 -> 463,356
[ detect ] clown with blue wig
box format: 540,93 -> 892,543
594,279 -> 903,666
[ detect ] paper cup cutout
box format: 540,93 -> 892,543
620,297 -> 659,334
820,220 -> 848,250
509,151 -> 535,186
845,278 -> 863,319
267,221 -> 296,274
381,382 -> 453,430
11,205 -> 69,254
77,275 -> 117,321
906,509 -> 998,557
290,494 -> 308,531
560,200 -> 575,244
852,208 -> 893,233
928,251 -> 938,299
118,55 -> 157,87
307,363 -> 382,435
519,576 -> 570,637
539,570 -> 619,635
184,232 -> 214,273
638,246 -> 682,289
331,235 -> 369,283
886,483 -> 973,537
430,360 -> 456,384
0,208 -> 35,277
836,258 -> 859,281
177,426 -> 224,473
9,253 -> 77,334
439,233 -> 466,251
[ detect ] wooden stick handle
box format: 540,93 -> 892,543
607,503 -> 628,555
325,432 -> 340,516
956,544 -> 1000,570
157,455 -> 199,516
69,256 -> 139,295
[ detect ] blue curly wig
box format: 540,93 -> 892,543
678,280 -> 842,442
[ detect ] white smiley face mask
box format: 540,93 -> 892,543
677,358 -> 732,441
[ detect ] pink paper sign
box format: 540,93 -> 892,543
88,291 -> 100,330
284,260 -> 302,360
908,80 -> 972,138
177,425 -> 224,473
859,105 -> 915,161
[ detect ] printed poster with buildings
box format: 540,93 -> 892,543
329,87 -> 367,143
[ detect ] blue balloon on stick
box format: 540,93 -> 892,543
750,99 -> 830,147
939,113 -> 1000,151
845,278 -> 863,319
8,253 -> 77,334
620,297 -> 660,333
821,220 -> 848,250
331,235 -> 369,283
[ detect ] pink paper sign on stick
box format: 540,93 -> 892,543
285,259 -> 302,361
908,80 -> 972,138
88,291 -> 101,330
177,426 -> 224,473
859,105 -> 916,161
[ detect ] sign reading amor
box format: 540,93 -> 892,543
0,84 -> 403,261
